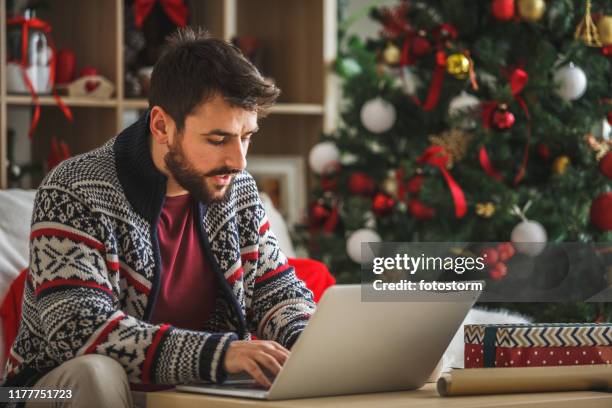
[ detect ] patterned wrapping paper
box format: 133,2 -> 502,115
464,323 -> 612,368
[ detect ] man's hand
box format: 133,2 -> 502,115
223,340 -> 290,387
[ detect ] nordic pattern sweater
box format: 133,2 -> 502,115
3,111 -> 315,387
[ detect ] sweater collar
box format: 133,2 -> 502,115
114,109 -> 167,223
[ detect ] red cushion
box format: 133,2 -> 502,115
0,268 -> 27,365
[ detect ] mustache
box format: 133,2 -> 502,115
204,167 -> 242,177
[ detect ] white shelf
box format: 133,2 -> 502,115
6,94 -> 118,108
122,99 -> 324,115
271,103 -> 325,115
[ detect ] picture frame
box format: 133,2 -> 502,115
246,155 -> 306,228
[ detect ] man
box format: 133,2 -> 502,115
3,28 -> 316,407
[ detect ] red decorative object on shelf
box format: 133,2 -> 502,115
55,49 -> 76,85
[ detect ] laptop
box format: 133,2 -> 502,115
176,284 -> 480,400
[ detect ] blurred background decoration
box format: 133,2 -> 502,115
296,0 -> 612,323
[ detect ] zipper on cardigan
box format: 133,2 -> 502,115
143,195 -> 166,322
195,202 -> 247,338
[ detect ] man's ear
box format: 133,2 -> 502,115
149,106 -> 172,144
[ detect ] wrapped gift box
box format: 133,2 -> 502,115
464,323 -> 612,368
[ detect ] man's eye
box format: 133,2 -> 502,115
208,138 -> 225,145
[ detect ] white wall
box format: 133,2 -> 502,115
342,0 -> 397,41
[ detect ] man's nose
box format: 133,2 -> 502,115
224,137 -> 247,171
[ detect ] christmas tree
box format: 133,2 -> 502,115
300,0 -> 612,322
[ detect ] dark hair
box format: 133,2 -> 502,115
149,27 -> 280,132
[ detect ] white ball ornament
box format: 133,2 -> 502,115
511,220 -> 548,257
553,63 -> 587,101
346,228 -> 382,263
448,91 -> 480,129
308,142 -> 340,174
360,97 -> 396,133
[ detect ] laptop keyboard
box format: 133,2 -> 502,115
224,381 -> 269,390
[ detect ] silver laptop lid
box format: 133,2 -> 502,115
267,284 -> 479,400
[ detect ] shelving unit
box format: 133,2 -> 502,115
121,98 -> 325,115
5,95 -> 119,108
0,0 -> 337,189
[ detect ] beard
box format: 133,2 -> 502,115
164,138 -> 239,204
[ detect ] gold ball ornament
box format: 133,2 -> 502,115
597,16 -> 612,45
383,43 -> 401,65
446,53 -> 470,80
518,0 -> 545,22
552,156 -> 571,175
382,175 -> 399,197
475,202 -> 496,218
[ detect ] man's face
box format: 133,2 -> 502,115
164,95 -> 258,204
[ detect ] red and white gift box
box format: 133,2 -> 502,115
464,323 -> 612,368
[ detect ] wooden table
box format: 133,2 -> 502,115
147,383 -> 612,408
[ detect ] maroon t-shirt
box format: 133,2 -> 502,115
150,193 -> 218,330
133,194 -> 219,390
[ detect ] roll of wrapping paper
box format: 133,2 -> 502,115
437,365 -> 612,396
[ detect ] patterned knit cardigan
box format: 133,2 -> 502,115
3,111 -> 316,387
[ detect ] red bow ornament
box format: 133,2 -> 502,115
134,0 -> 188,28
400,23 -> 459,111
6,16 -> 73,138
479,68 -> 531,184
417,146 -> 467,218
